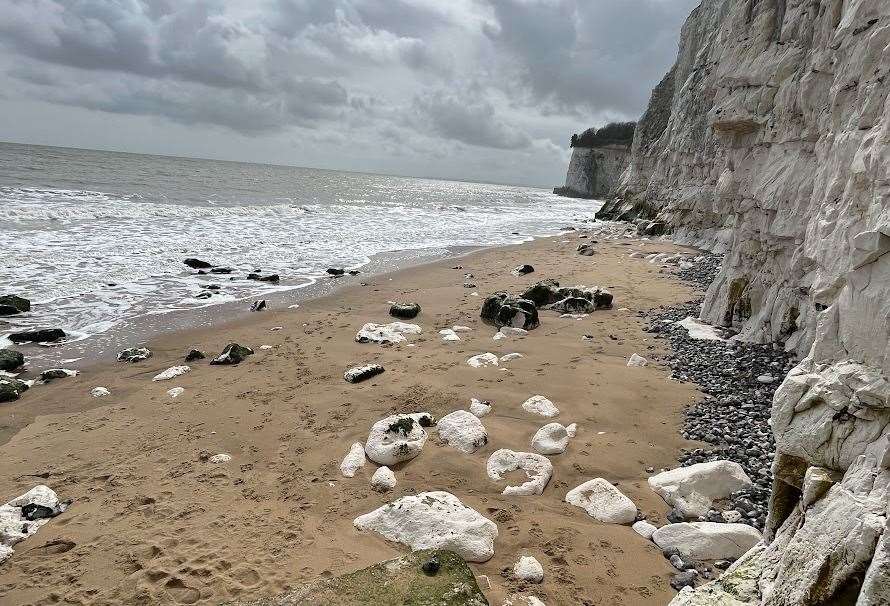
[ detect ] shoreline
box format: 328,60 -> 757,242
0,230 -> 707,605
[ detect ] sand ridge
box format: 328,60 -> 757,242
0,234 -> 704,605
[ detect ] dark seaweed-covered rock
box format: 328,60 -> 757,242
344,363 -> 385,384
0,295 -> 30,316
210,343 -> 254,365
0,378 -> 29,403
512,264 -> 534,276
577,243 -> 596,256
117,347 -> 152,363
9,328 -> 66,344
551,297 -> 595,314
38,369 -> 76,382
227,549 -> 487,606
480,293 -> 539,330
326,268 -> 345,276
250,300 -> 267,312
247,273 -> 280,283
389,303 -> 421,319
185,349 -> 206,362
520,279 -> 561,306
209,267 -> 233,274
184,258 -> 214,269
0,349 -> 24,372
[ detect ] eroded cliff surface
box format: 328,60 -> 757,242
554,144 -> 630,199
594,0 -> 890,603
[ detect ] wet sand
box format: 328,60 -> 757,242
0,232 -> 704,606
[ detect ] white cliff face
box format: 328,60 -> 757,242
555,145 -> 630,199
595,1 -> 890,603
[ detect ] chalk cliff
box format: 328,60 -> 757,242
589,0 -> 890,603
554,144 -> 630,199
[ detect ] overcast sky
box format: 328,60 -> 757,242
0,0 -> 699,187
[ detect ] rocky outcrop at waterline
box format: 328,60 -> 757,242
584,0 -> 890,604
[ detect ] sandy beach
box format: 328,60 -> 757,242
0,232 -> 704,606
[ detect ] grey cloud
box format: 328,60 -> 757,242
413,91 -> 531,150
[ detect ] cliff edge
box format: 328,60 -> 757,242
593,0 -> 890,603
554,143 -> 631,199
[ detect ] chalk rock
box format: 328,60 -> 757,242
437,410 -> 488,454
353,491 -> 498,562
565,423 -> 577,437
667,544 -> 765,606
439,329 -> 461,342
521,395 -> 559,418
355,322 -> 420,345
452,325 -> 472,332
90,387 -> 110,398
633,520 -> 658,539
676,317 -> 724,341
500,353 -> 523,362
339,442 -> 366,478
499,326 -> 528,337
1,485 -> 66,563
118,347 -> 152,362
653,522 -> 762,561
152,365 -> 190,381
364,413 -> 433,466
370,466 -> 396,492
469,398 -> 492,417
492,332 -> 507,341
167,387 -> 184,398
210,343 -> 254,365
627,354 -> 647,367
208,453 -> 231,464
480,293 -> 539,331
648,460 -> 753,519
531,423 -> 570,455
486,449 -> 552,496
467,353 -> 499,368
513,555 -> 544,583
344,363 -> 384,383
565,479 -> 637,524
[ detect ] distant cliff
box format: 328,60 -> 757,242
553,143 -> 630,199
587,0 -> 889,604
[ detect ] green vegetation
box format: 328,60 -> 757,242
570,121 -> 636,148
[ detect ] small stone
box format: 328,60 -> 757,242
531,423 -> 570,454
370,466 -> 397,492
512,264 -> 535,276
167,387 -> 185,398
152,366 -> 190,381
208,453 -> 231,463
340,442 -> 366,478
389,303 -> 421,319
344,364 -> 385,383
632,520 -> 658,539
118,347 -> 152,363
513,555 -> 544,583
468,353 -> 499,368
422,555 -> 440,576
469,398 -> 492,417
521,395 -> 559,417
627,353 -> 648,367
90,387 -> 110,398
210,343 -> 254,365
185,349 -> 205,362
565,479 -> 638,524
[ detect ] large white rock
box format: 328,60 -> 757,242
531,423 -> 570,455
467,353 -> 499,368
652,522 -> 762,560
437,410 -> 488,454
355,322 -> 421,345
439,329 -> 461,342
152,365 -> 190,381
565,479 -> 637,524
353,491 -> 498,562
521,395 -> 559,418
364,413 -> 433,466
513,555 -> 544,583
339,442 -> 366,478
487,449 -> 552,496
648,460 -> 753,519
677,317 -> 725,341
370,466 -> 396,492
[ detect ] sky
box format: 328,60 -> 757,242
0,0 -> 700,187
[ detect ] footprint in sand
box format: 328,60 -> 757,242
164,577 -> 200,604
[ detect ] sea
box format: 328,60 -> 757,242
0,142 -> 598,362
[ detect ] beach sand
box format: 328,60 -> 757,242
0,233 -> 704,605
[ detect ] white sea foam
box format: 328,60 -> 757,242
1,161 -> 599,346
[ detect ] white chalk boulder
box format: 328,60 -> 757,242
648,460 -> 753,519
437,410 -> 488,454
469,398 -> 492,418
652,522 -> 762,560
90,387 -> 110,398
1,485 -> 66,562
513,555 -> 544,583
152,365 -> 190,381
521,395 -> 559,418
467,353 -> 499,368
632,520 -> 658,539
439,329 -> 461,342
339,442 -> 366,478
565,479 -> 637,524
356,322 -> 421,345
531,423 -> 570,455
370,466 -> 397,492
627,354 -> 648,367
487,449 -> 552,496
353,491 -> 498,562
364,412 -> 433,466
